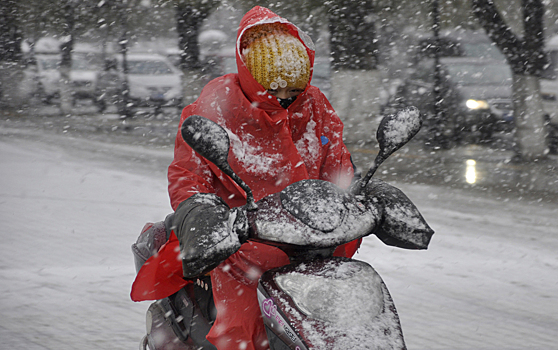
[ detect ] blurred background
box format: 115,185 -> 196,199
1,0 -> 557,188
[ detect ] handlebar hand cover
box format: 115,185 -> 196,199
363,178 -> 434,249
172,193 -> 248,278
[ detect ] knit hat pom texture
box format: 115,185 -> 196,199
242,23 -> 310,91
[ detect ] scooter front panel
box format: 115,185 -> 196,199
257,288 -> 308,350
258,257 -> 406,349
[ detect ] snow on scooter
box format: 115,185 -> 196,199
133,106 -> 434,350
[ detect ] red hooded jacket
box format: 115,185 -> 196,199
131,6 -> 359,350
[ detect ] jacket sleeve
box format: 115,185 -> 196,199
316,95 -> 355,189
313,95 -> 361,256
168,107 -> 216,210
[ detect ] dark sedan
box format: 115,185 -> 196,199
385,57 -> 514,144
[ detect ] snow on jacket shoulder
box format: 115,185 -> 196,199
168,42 -> 353,210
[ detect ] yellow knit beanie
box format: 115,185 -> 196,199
241,23 -> 310,90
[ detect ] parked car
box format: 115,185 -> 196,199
69,52 -> 100,100
164,47 -> 182,68
110,53 -> 183,109
32,52 -> 101,103
34,54 -> 61,102
385,57 -> 514,143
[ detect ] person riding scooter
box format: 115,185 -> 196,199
131,6 -> 362,350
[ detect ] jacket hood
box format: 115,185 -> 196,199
235,6 -> 316,110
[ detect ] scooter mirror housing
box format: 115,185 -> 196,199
181,115 -> 257,210
376,106 -> 422,159
352,107 -> 422,194
181,115 -> 230,170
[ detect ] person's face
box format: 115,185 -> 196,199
267,86 -> 304,99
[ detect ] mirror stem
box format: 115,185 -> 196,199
245,196 -> 257,211
237,181 -> 257,211
220,165 -> 258,211
351,154 -> 385,195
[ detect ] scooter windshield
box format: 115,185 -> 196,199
280,179 -> 345,232
249,179 -> 380,248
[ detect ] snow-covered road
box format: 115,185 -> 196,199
1,129 -> 557,349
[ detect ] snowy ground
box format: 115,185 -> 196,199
1,126 -> 557,349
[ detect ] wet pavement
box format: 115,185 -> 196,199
2,106 -> 557,204
349,136 -> 558,204
3,123 -> 557,350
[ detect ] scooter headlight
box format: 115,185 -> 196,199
274,261 -> 384,324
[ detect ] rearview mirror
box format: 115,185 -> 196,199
376,106 -> 422,159
181,115 -> 257,210
352,107 -> 422,194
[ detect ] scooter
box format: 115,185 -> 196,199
135,107 -> 434,350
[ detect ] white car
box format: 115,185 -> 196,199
34,54 -> 61,101
115,53 -> 183,108
34,53 -> 100,102
70,52 -> 100,100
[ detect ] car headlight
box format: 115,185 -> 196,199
274,260 -> 384,324
466,99 -> 490,110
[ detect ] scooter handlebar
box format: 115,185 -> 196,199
245,179 -> 382,249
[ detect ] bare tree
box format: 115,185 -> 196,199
58,0 -> 77,114
170,0 -> 220,105
472,0 -> 549,160
326,0 -> 382,145
0,0 -> 24,109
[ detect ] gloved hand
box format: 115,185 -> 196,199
362,178 -> 434,250
172,193 -> 248,278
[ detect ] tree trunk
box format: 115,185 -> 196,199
0,62 -> 26,111
0,0 -> 25,110
119,9 -> 133,119
472,0 -> 549,160
327,0 -> 380,145
329,69 -> 386,145
512,73 -> 548,159
59,1 -> 75,115
175,1 -> 219,106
